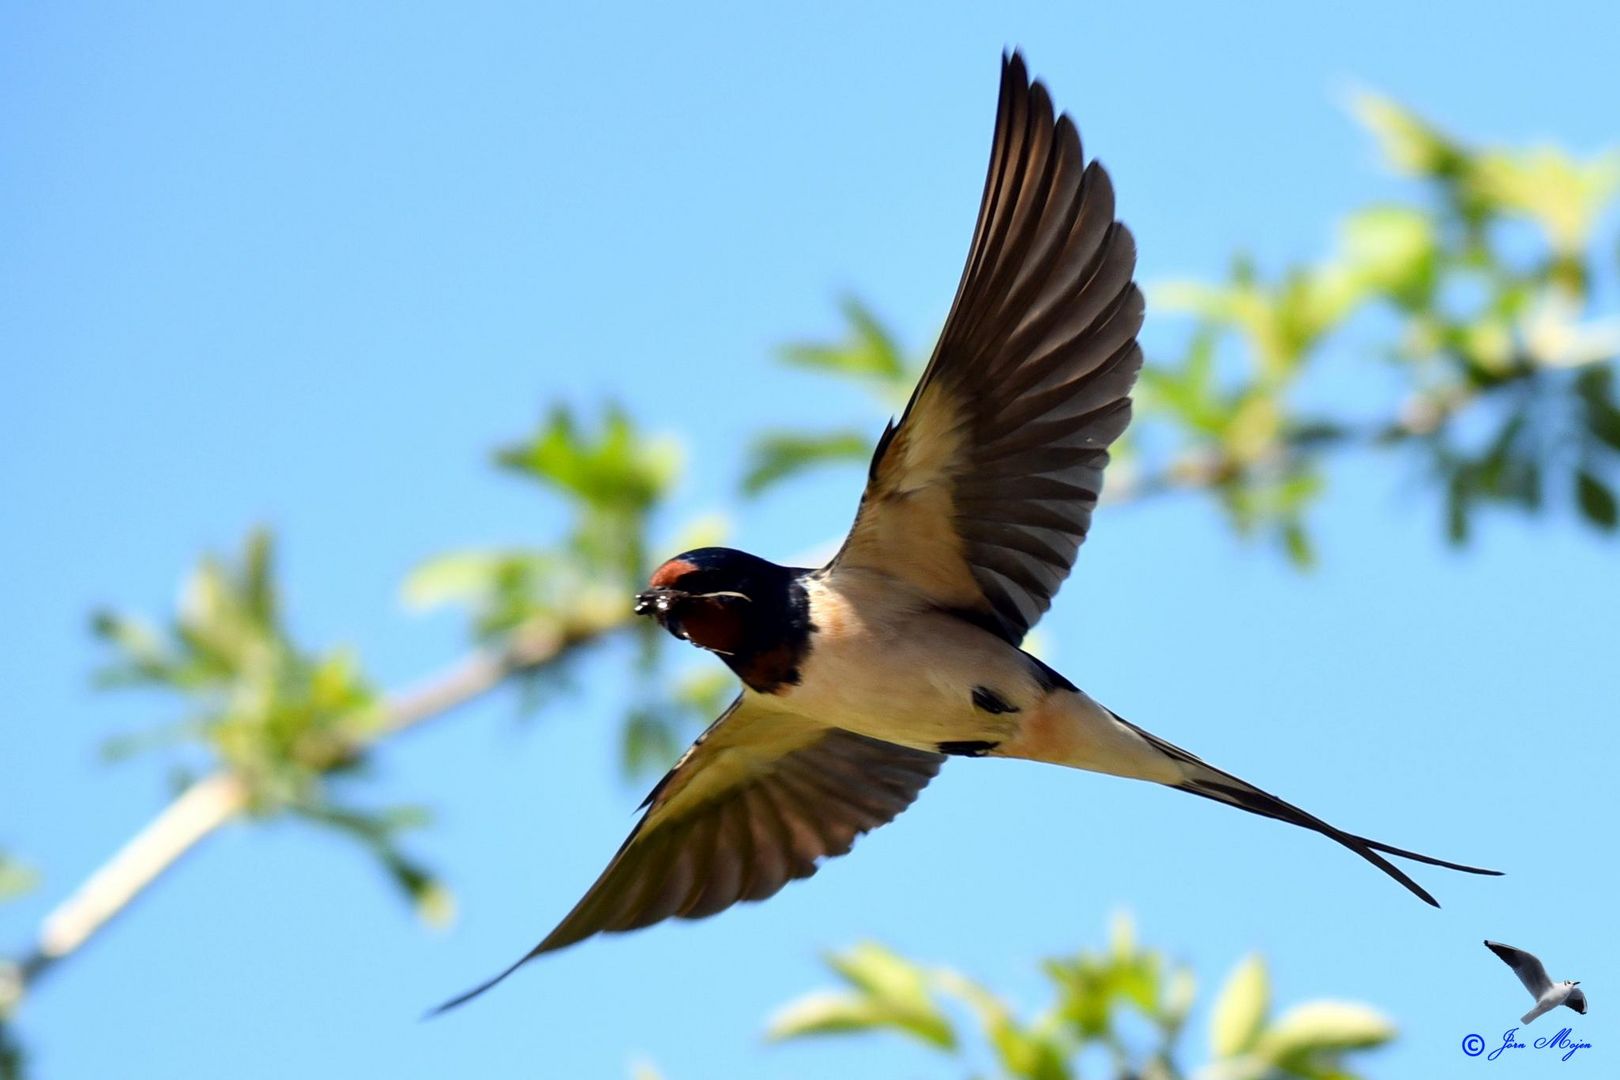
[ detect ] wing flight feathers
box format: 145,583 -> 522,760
831,52 -> 1142,644
431,698 -> 942,1013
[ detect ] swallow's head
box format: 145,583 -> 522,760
635,547 -> 785,655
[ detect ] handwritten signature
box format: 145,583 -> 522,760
1463,1026 -> 1592,1062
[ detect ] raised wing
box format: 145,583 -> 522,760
829,52 -> 1143,644
432,697 -> 943,1012
1485,939 -> 1553,996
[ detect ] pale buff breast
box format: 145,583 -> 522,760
758,569 -> 1042,750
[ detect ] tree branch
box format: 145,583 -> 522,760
17,771 -> 248,992
1,611 -> 627,1011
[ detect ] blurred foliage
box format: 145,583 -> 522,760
747,99 -> 1620,565
622,667 -> 736,776
493,404 -> 679,597
0,1024 -> 21,1080
88,528 -> 445,921
768,916 -> 1393,1080
406,404 -> 721,772
407,405 -> 680,640
0,857 -> 36,906
744,297 -> 915,494
780,295 -> 915,398
92,528 -> 376,787
1157,92 -> 1620,556
744,430 -> 874,498
0,855 -> 31,1040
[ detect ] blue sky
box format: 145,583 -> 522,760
3,3 -> 1616,1077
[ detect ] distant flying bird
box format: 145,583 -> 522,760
433,51 -> 1498,1014
1485,940 -> 1588,1024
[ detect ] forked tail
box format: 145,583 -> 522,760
1111,711 -> 1501,906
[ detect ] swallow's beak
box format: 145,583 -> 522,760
634,588 -> 681,619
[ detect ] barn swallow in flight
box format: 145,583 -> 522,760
433,51 -> 1498,1013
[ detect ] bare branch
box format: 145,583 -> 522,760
3,609 -> 629,1009
18,771 -> 248,991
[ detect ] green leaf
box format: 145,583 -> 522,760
1340,205 -> 1437,301
765,990 -> 956,1051
1047,955 -> 1112,1039
1351,92 -> 1465,179
401,550 -> 513,611
0,1022 -> 25,1079
88,610 -> 175,685
780,297 -> 908,386
496,405 -> 679,514
743,430 -> 872,496
407,875 -> 457,929
1576,469 -> 1618,530
1224,394 -> 1283,464
1281,520 -> 1315,568
1163,967 -> 1198,1029
98,720 -> 212,762
1108,910 -> 1137,958
1140,329 -> 1221,429
1594,406 -> 1620,452
1445,466 -> 1473,545
1257,1000 -> 1395,1060
937,970 -> 1073,1080
768,943 -> 956,1050
766,992 -> 911,1043
1576,367 -> 1620,452
1151,279 -> 1231,322
242,527 -> 277,629
1471,147 -> 1620,252
1209,954 -> 1269,1059
294,801 -> 449,924
829,941 -> 932,1003
0,855 -> 39,902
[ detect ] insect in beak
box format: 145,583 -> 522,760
633,588 -> 682,619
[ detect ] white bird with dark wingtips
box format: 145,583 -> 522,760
1485,940 -> 1588,1025
433,50 -> 1500,1014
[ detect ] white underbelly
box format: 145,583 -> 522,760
758,604 -> 1036,751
